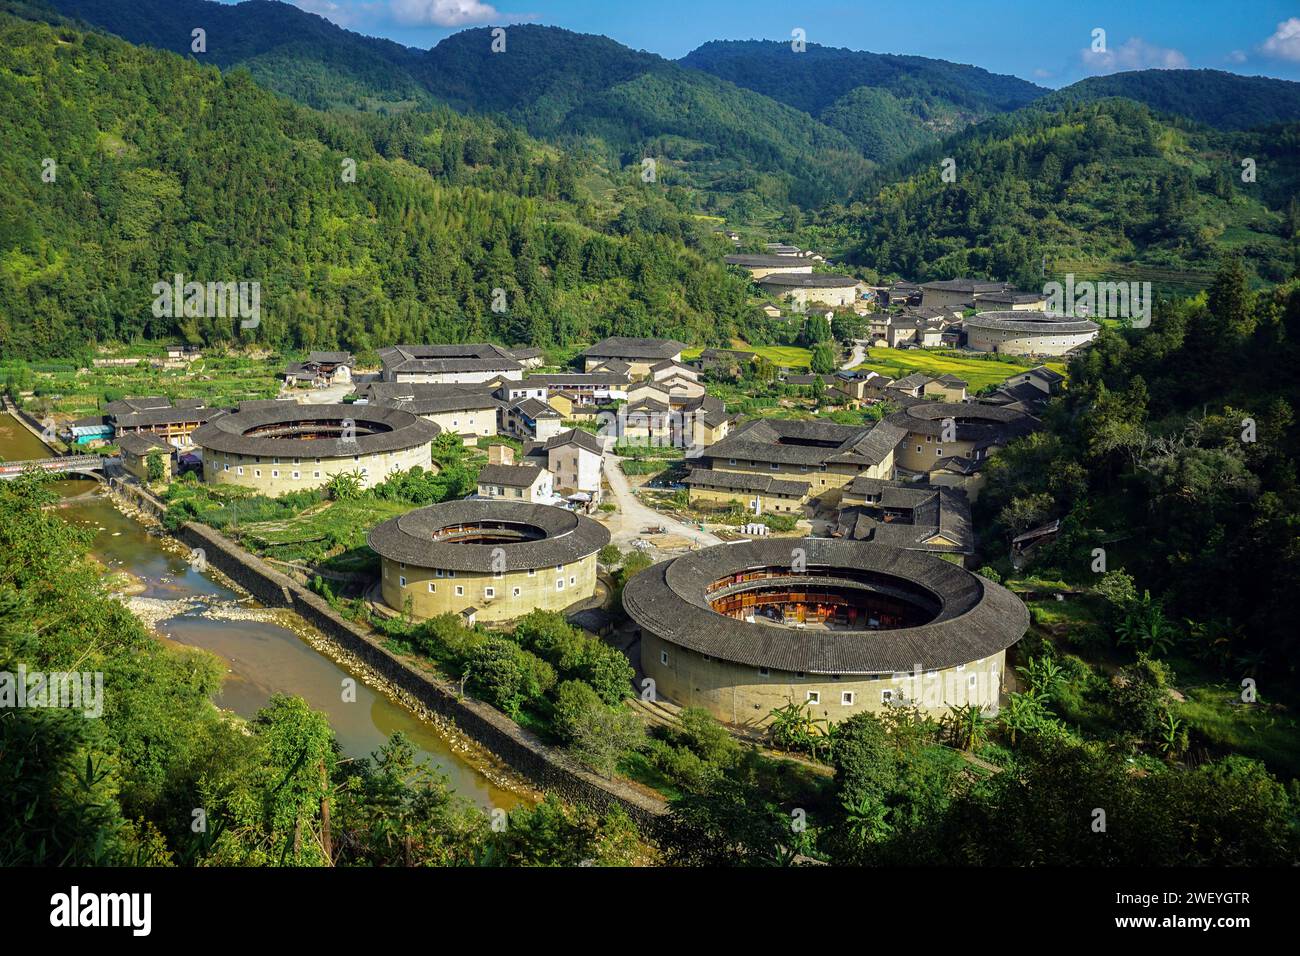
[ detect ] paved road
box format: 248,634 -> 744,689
598,437 -> 722,551
841,340 -> 867,370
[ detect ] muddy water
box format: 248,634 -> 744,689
1,414 -> 520,809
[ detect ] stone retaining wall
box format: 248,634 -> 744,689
174,520 -> 669,833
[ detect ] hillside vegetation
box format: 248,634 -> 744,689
0,13 -> 755,357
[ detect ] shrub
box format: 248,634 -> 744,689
466,637 -> 555,718
551,680 -> 605,743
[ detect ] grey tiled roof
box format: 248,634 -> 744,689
367,500 -> 609,573
477,463 -> 543,488
703,418 -> 904,469
580,337 -> 688,360
191,403 -> 439,457
622,538 -> 1027,674
543,428 -> 603,455
683,467 -> 808,498
379,344 -> 523,375
886,401 -> 1039,443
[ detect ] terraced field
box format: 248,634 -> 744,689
854,348 -> 1068,391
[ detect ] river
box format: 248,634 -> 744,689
0,412 -> 520,810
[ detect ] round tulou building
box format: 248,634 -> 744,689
623,538 -> 1028,726
367,499 -> 610,623
193,403 -> 440,496
964,310 -> 1099,356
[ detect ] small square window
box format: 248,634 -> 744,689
455,585 -> 464,597
254,469 -> 262,477
660,651 -> 669,665
806,691 -> 820,705
427,583 -> 436,593
512,587 -> 521,597
556,579 -> 564,591
757,667 -> 770,677
841,691 -> 855,706
292,471 -> 300,479
485,587 -> 495,599
881,689 -> 894,703
527,568 -> 536,577
271,470 -> 279,478
398,576 -> 406,587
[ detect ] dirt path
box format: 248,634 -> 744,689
597,438 -> 722,550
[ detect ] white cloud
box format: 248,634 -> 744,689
1260,17 -> 1300,62
1080,36 -> 1188,74
390,0 -> 503,26
291,0 -> 355,27
1226,49 -> 1248,64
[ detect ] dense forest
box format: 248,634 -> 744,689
977,260 -> 1300,693
0,13 -> 757,357
47,1 -> 875,212
1038,68 -> 1300,132
680,39 -> 1045,164
803,99 -> 1300,287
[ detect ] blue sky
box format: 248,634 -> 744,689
251,0 -> 1300,87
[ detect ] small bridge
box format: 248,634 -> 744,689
0,455 -> 106,481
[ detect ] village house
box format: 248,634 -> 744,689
833,478 -> 973,558
284,351 -> 354,388
974,290 -> 1048,311
884,372 -> 933,399
104,396 -> 213,450
579,337 -> 687,377
379,344 -> 524,384
523,428 -> 604,504
979,365 -> 1066,415
690,417 -> 906,509
832,370 -> 894,406
683,467 -> 808,515
118,432 -> 174,483
505,370 -> 631,408
922,374 -> 968,402
350,381 -> 501,440
886,401 -> 1039,476
503,397 -> 564,442
723,254 -> 814,280
878,280 -> 923,309
476,445 -> 556,504
504,346 -> 545,369
920,278 -> 1009,310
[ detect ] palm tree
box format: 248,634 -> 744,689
1001,690 -> 1046,746
945,702 -> 988,751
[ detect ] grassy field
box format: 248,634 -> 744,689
682,344 -> 813,369
854,348 -> 1067,391
6,354 -> 283,421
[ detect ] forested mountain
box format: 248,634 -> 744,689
1046,69 -> 1300,132
47,0 -> 873,211
0,12 -> 755,357
802,99 -> 1300,287
680,39 -> 1046,163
